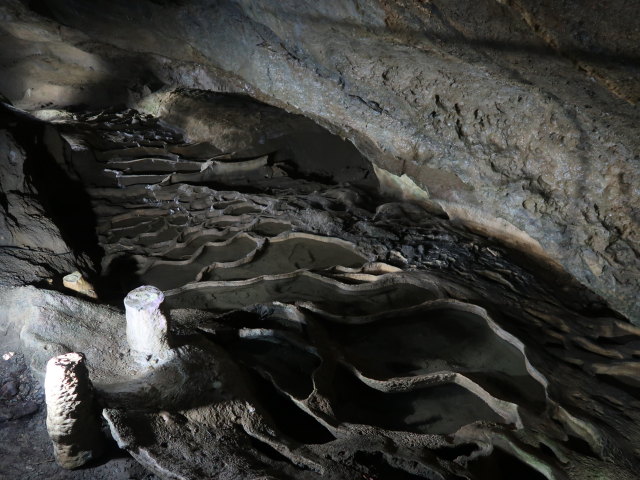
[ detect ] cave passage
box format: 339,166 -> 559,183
1,92 -> 638,480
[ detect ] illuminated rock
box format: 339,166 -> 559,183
44,352 -> 103,469
62,271 -> 97,299
124,285 -> 174,364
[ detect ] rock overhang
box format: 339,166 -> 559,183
0,0 -> 637,322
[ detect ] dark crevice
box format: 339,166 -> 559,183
233,338 -> 320,399
352,451 -> 432,479
1,104 -> 103,273
467,448 -> 548,480
594,375 -> 640,399
96,254 -> 141,300
563,435 -> 599,459
434,443 -> 480,461
0,191 -> 9,212
245,370 -> 335,445
247,436 -> 293,465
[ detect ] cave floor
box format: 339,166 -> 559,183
2,106 -> 640,480
0,349 -> 158,480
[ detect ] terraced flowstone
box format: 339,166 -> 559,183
3,105 -> 639,480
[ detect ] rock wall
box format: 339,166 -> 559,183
0,106 -> 85,285
0,0 -> 638,321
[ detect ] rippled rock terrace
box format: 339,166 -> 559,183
1,101 -> 639,480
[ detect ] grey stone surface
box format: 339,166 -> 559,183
0,128 -> 78,285
124,286 -> 174,364
0,103 -> 636,478
0,4 -> 638,478
0,0 -> 636,322
0,316 -> 160,480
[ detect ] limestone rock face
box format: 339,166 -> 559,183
0,123 -> 79,285
0,0 -> 637,322
44,352 -> 104,469
0,100 -> 638,479
136,89 -> 376,186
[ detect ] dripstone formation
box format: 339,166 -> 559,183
44,353 -> 104,469
124,285 -> 174,364
0,1 -> 638,480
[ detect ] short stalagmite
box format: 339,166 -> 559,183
124,285 -> 174,364
44,352 -> 104,469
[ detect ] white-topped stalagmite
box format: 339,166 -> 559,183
124,285 -> 174,363
44,352 -> 104,469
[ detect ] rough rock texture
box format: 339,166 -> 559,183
45,352 -> 104,469
0,291 -> 160,480
124,285 -> 174,364
4,257 -> 640,480
0,105 -> 637,479
0,107 -> 87,285
0,3 -> 638,478
0,0 -> 637,322
136,89 -> 376,186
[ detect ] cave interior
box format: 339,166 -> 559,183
0,1 -> 639,480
